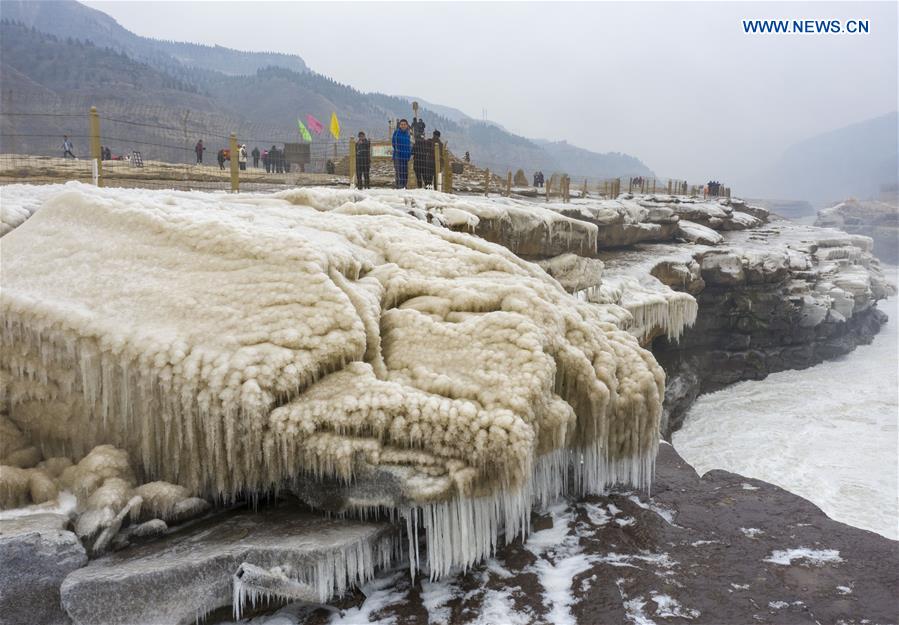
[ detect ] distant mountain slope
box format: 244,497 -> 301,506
0,0 -> 308,76
745,112 -> 898,206
534,139 -> 654,180
0,2 -> 654,178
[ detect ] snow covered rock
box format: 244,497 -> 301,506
700,251 -> 746,285
279,187 -> 599,259
550,197 -> 680,248
677,220 -> 723,245
0,512 -> 88,625
1,183 -> 664,576
816,198 -> 899,263
536,253 -> 603,295
60,504 -> 398,625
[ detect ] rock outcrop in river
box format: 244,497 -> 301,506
815,198 -> 899,264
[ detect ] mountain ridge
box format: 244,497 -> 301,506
742,111 -> 898,206
0,1 -> 654,179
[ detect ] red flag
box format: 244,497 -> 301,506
306,114 -> 324,135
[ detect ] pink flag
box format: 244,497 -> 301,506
306,114 -> 324,135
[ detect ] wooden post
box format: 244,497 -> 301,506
582,177 -> 587,198
484,168 -> 490,196
652,178 -> 656,194
89,106 -> 103,187
229,133 -> 239,193
348,137 -> 357,189
434,141 -> 442,191
603,180 -> 609,197
667,179 -> 672,195
443,144 -> 452,193
545,175 -> 552,202
506,171 -> 512,197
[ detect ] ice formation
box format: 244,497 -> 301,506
1,411 -> 210,556
590,274 -> 698,343
277,187 -> 600,259
1,183 -> 664,576
0,183 -> 62,235
536,254 -> 604,297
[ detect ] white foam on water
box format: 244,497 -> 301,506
674,272 -> 898,540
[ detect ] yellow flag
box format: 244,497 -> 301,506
329,112 -> 340,140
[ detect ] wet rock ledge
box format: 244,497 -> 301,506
270,444 -> 898,625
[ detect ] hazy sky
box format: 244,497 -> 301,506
85,1 -> 897,182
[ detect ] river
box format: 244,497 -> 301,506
673,270 -> 898,540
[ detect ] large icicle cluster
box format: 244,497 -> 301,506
1,183 -> 664,575
590,274 -> 698,343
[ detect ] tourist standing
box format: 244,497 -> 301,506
428,130 -> 442,189
62,135 -> 75,159
238,144 -> 247,171
251,146 -> 260,168
392,119 -> 412,189
194,139 -> 205,164
412,134 -> 428,188
355,131 -> 371,189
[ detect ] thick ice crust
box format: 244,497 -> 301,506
1,186 -> 663,533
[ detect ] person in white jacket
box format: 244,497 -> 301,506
238,144 -> 248,171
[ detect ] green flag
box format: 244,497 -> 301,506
297,119 -> 312,142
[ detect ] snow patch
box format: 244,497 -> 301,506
650,592 -> 700,619
764,548 -> 843,566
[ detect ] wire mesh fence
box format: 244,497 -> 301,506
0,106 -> 732,199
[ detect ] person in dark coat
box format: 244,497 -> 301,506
262,149 -> 270,173
217,148 -> 226,170
424,130 -> 441,189
195,140 -> 205,164
411,116 -> 426,142
412,135 -> 429,189
392,119 -> 412,189
251,146 -> 260,168
355,131 -> 371,189
270,146 -> 280,173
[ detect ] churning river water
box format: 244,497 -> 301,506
673,269 -> 898,540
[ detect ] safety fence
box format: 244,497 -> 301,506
0,107 -> 358,192
0,106 -> 732,200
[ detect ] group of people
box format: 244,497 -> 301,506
630,176 -> 646,188
390,117 -> 443,190
706,180 -> 723,196
211,144 -> 287,173
263,146 -> 287,173
61,135 -> 123,161
533,171 -> 545,187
